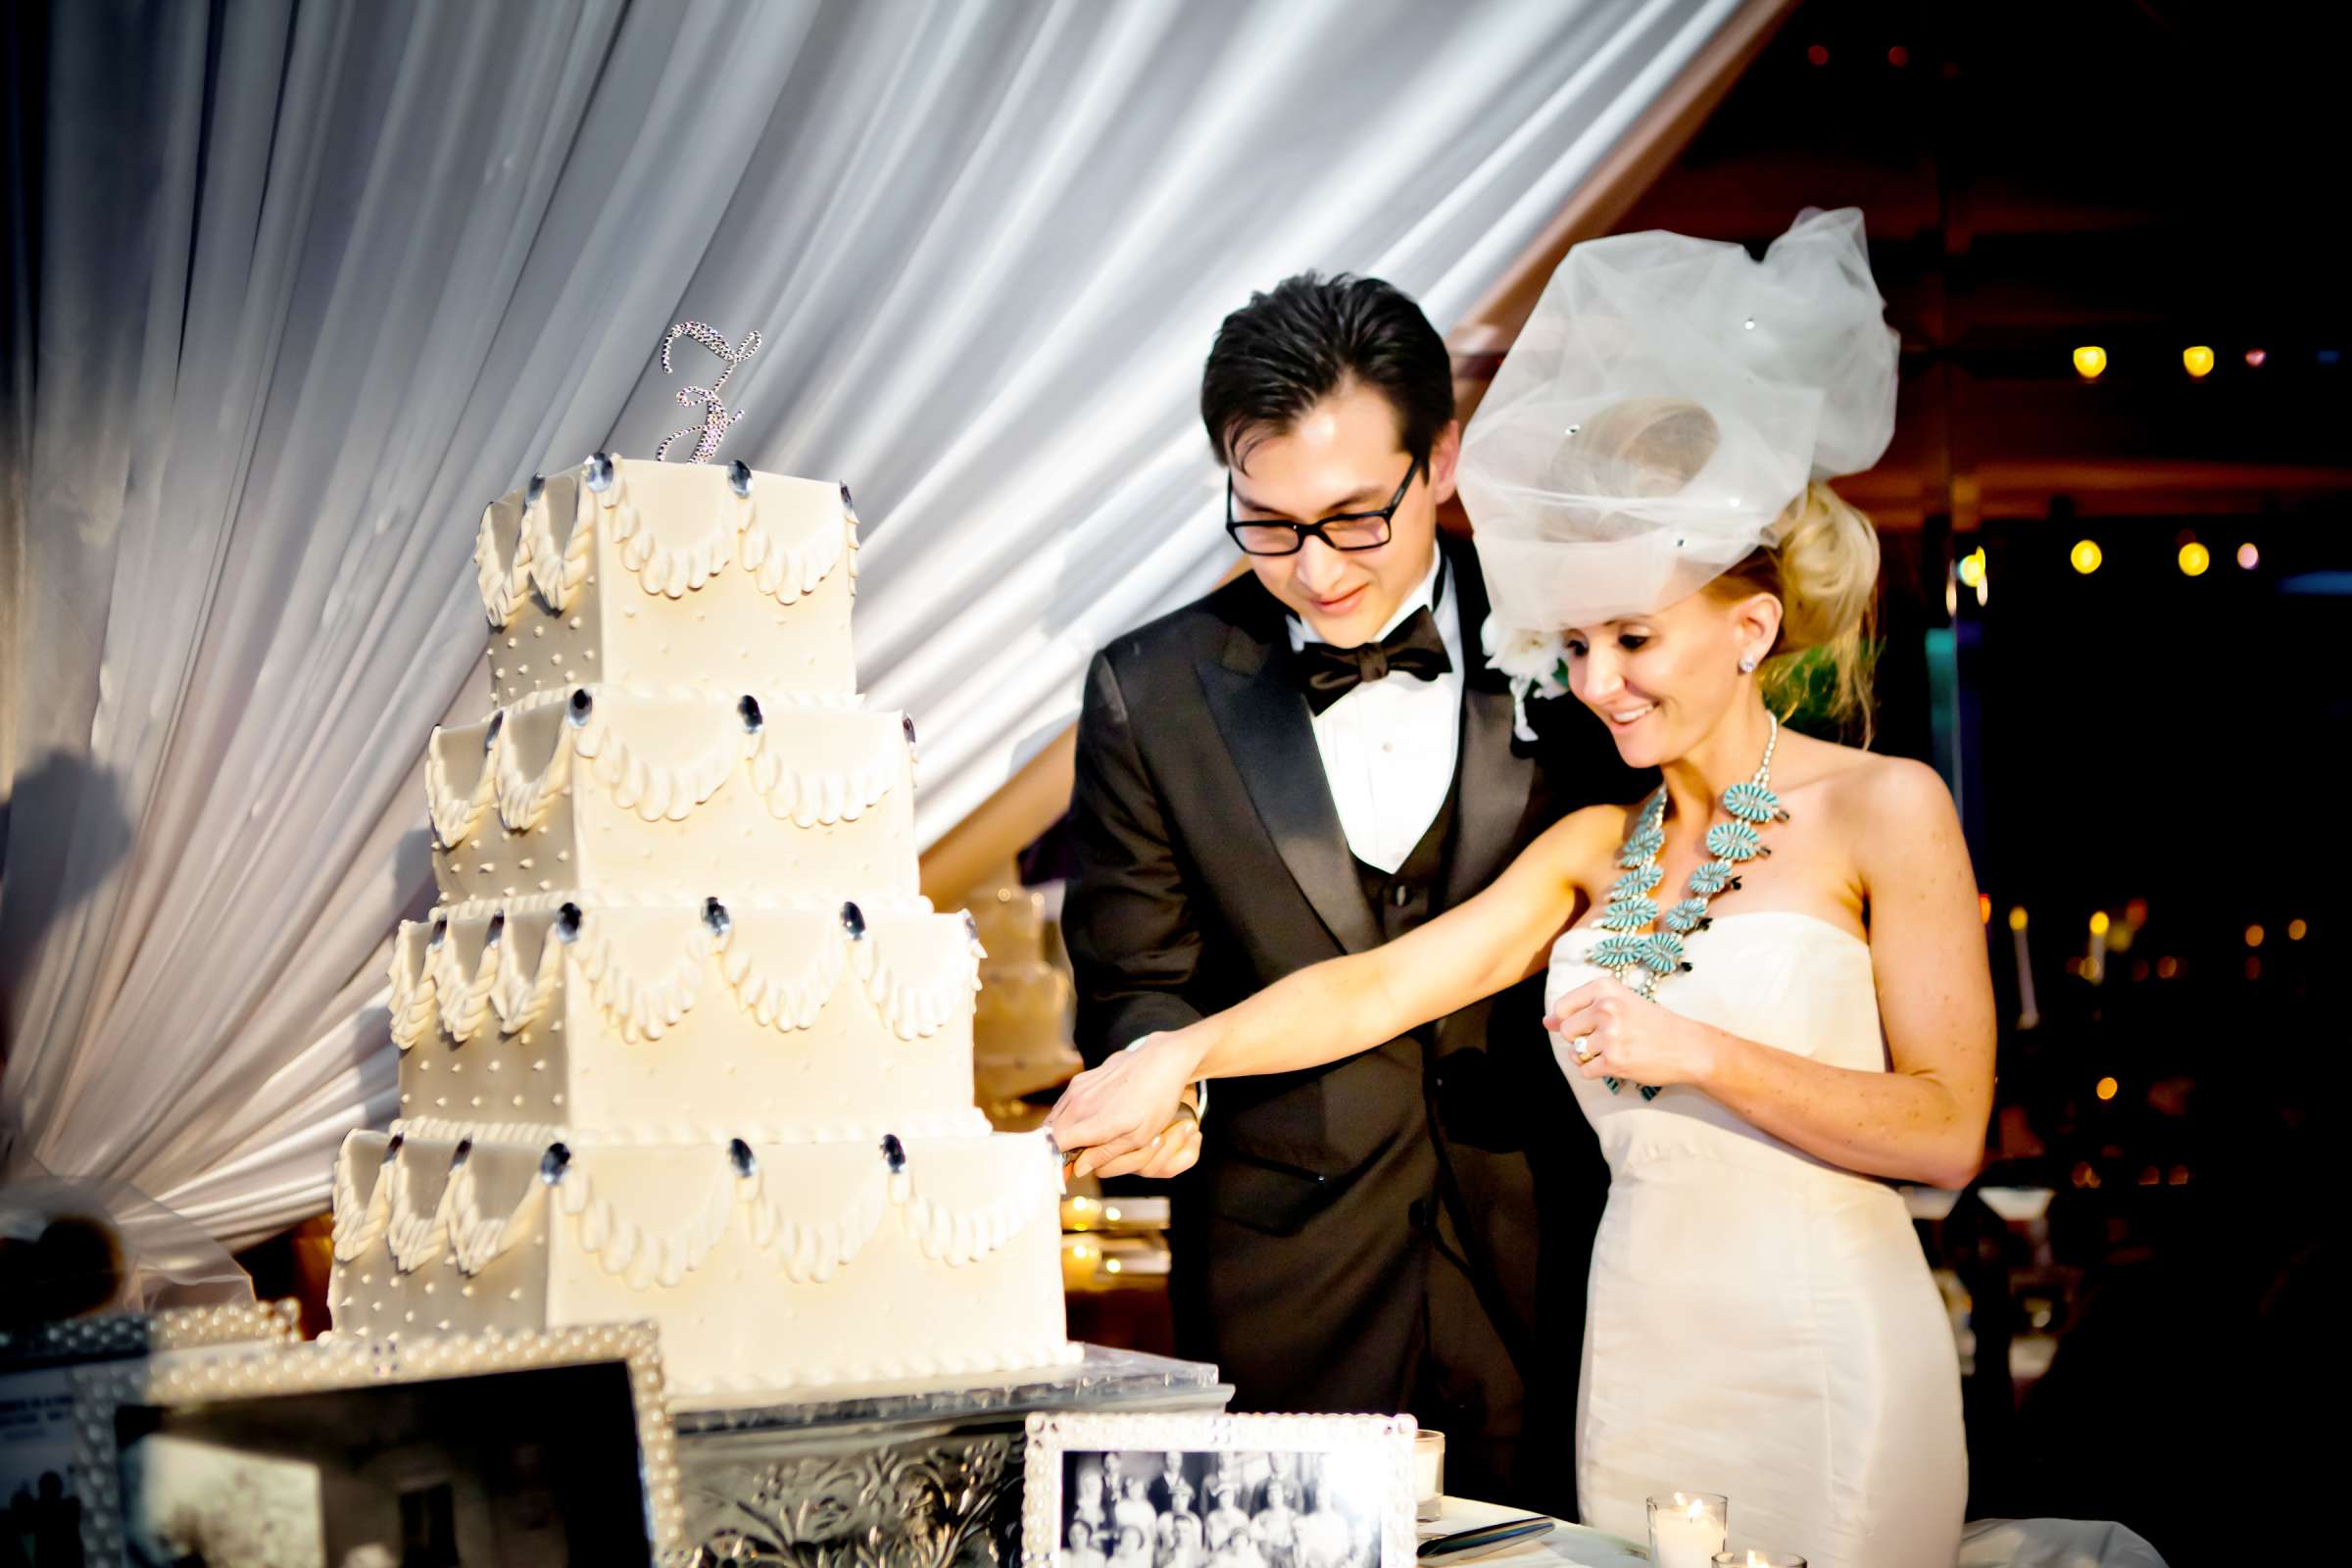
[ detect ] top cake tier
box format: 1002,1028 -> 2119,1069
474,457 -> 859,709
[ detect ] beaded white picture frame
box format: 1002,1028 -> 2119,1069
0,1298 -> 302,1367
65,1320 -> 683,1565
1022,1410 -> 1417,1568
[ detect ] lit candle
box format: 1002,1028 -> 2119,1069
2008,906 -> 2039,1030
1412,1430 -> 1446,1523
1646,1494 -> 1728,1568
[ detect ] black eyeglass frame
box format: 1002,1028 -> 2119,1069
1224,459 -> 1422,557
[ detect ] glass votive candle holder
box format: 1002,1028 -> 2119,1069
1646,1493 -> 1729,1568
1412,1430 -> 1446,1523
1713,1553 -> 1805,1568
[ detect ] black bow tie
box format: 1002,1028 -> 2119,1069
1293,605 -> 1453,715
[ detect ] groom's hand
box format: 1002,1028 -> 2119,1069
1084,1089 -> 1202,1181
1047,1037 -> 1202,1181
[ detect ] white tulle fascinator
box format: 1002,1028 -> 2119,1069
1457,208 -> 1897,732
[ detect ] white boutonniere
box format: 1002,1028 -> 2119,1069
1481,613 -> 1571,742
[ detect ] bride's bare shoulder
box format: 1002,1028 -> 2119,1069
1808,742 -> 1962,852
1819,746 -> 1952,809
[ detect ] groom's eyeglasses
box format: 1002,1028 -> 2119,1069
1225,460 -> 1420,557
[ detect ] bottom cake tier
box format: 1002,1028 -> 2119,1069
327,1125 -> 1076,1396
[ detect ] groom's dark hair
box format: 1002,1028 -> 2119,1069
1200,272 -> 1454,473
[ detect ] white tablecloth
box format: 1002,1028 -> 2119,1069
1418,1495 -> 1645,1567
1422,1495 -> 2170,1567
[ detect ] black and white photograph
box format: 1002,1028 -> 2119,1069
111,1363 -> 644,1560
106,1360 -> 650,1568
1,1366 -> 85,1568
1026,1415 -> 1414,1568
62,1327 -> 680,1568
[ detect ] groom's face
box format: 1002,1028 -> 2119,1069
1229,383 -> 1455,649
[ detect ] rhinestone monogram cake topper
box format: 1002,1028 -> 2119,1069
654,319 -> 762,463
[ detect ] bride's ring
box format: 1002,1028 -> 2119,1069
1573,1036 -> 1597,1064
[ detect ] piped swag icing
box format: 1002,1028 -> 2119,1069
388,900 -> 983,1047
333,1130 -> 1057,1288
472,456 -> 856,627
424,687 -> 907,849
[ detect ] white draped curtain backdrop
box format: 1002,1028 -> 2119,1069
0,0 -> 1742,1249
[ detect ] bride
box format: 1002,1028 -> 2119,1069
1047,210 -> 1988,1568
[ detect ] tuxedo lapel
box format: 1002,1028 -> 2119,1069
1196,603 -> 1382,956
1443,537 -> 1539,910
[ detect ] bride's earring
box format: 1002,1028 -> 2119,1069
1738,654 -> 1758,675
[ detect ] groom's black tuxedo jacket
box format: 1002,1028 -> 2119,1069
1065,533 -> 1643,1515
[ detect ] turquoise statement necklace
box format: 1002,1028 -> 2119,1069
1587,711 -> 1788,1099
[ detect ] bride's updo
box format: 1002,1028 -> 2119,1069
1581,395 -> 1881,732
1720,479 -> 1880,732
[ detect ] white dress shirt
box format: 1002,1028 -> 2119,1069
1287,548 -> 1463,875
1109,551 -> 1461,1119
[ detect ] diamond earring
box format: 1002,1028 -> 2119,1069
1738,655 -> 1758,675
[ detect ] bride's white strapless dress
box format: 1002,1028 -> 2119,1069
1547,911 -> 1966,1568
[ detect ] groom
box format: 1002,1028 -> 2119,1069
1062,273 -> 1639,1515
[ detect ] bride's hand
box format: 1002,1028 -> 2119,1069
1546,974 -> 1719,1091
1047,1032 -> 1206,1181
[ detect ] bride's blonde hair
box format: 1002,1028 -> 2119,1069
1586,397 -> 1882,741
1716,481 -> 1880,742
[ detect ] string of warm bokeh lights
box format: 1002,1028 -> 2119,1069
2061,531 -> 2259,578
2072,343 -> 2338,379
1942,525 -> 2259,616
1925,338 -> 2321,604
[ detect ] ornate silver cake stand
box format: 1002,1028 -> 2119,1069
667,1345 -> 1230,1566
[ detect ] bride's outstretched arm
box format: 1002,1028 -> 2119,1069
1047,808 -> 1607,1179
1554,758 -> 1996,1189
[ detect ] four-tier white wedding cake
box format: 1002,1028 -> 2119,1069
327,454 -> 1076,1396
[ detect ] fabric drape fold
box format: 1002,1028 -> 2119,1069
2,0 -> 1743,1247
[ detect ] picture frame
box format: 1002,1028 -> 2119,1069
65,1320 -> 684,1567
0,1298 -> 303,1369
1022,1410 -> 1417,1568
2,1300 -> 303,1566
